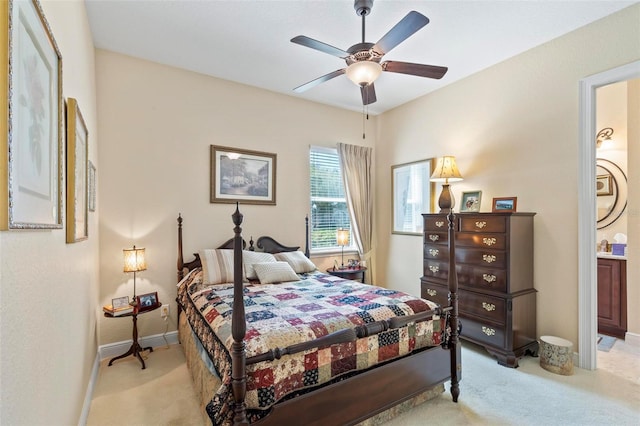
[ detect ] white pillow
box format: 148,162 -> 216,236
253,261 -> 300,284
199,249 -> 235,285
243,251 -> 277,279
274,251 -> 317,274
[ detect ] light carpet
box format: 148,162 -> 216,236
86,340 -> 640,426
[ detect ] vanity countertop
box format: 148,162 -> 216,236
597,252 -> 627,261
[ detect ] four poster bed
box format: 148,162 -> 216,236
176,207 -> 460,425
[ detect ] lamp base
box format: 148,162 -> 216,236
438,184 -> 455,213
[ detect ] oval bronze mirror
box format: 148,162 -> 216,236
596,158 -> 627,229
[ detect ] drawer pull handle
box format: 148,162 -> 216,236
429,234 -> 439,242
428,248 -> 439,257
482,237 -> 497,246
482,254 -> 497,263
482,326 -> 496,336
435,221 -> 445,228
475,221 -> 487,229
429,265 -> 439,273
426,289 -> 437,297
483,274 -> 497,283
482,302 -> 496,312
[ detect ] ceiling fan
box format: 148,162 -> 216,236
291,0 -> 448,105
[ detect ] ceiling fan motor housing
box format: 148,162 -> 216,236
346,43 -> 381,65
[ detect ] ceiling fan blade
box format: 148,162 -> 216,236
291,35 -> 350,58
382,61 -> 448,79
293,69 -> 346,93
372,11 -> 429,56
360,84 -> 377,105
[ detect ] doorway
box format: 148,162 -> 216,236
578,60 -> 640,370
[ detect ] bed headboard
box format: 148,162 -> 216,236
176,213 -> 310,282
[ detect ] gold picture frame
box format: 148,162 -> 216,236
66,98 -> 88,243
1,0 -> 63,229
210,145 -> 277,205
391,158 -> 435,235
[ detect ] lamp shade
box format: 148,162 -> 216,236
430,156 -> 464,183
336,228 -> 350,246
345,61 -> 382,87
123,246 -> 147,273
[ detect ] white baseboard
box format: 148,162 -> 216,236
624,331 -> 640,347
78,353 -> 100,426
98,331 -> 180,360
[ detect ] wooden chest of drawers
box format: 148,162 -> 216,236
421,212 -> 537,368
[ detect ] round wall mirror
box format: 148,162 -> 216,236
596,158 -> 627,229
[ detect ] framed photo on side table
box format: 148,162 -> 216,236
137,292 -> 159,311
210,145 -> 276,205
460,191 -> 482,212
492,197 -> 518,213
66,98 -> 88,243
1,0 -> 63,230
391,158 -> 435,235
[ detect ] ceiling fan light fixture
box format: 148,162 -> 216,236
345,61 -> 382,86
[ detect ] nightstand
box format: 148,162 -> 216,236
326,267 -> 367,283
105,304 -> 160,369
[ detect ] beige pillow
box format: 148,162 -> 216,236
243,251 -> 277,280
274,251 -> 317,273
253,261 -> 300,284
199,249 -> 235,284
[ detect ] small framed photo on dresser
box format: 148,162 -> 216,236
460,191 -> 482,212
492,197 -> 517,213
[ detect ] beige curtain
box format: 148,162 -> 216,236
337,143 -> 374,283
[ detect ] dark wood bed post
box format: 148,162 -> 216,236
231,204 -> 249,425
304,215 -> 310,258
447,209 -> 460,402
177,214 -> 185,282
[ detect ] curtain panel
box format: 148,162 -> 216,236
337,143 -> 374,283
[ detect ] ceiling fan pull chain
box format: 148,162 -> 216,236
362,104 -> 366,139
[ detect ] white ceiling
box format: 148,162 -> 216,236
85,0 -> 636,115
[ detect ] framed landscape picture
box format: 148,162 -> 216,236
1,0 -> 63,229
492,197 -> 517,213
210,145 -> 276,205
391,158 -> 435,235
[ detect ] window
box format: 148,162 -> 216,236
310,146 -> 352,251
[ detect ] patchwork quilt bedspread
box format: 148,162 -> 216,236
178,269 -> 443,425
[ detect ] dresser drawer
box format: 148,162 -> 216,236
420,281 -> 449,306
456,233 -> 506,250
424,216 -> 449,231
459,215 -> 506,233
424,231 -> 448,245
460,291 -> 506,325
456,247 -> 506,269
424,244 -> 448,261
457,265 -> 508,293
460,316 -> 506,348
423,260 -> 449,280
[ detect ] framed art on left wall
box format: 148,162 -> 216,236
1,0 -> 63,230
66,98 -> 88,243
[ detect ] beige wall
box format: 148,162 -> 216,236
375,5 -> 640,347
0,0 -> 99,424
95,50 -> 376,345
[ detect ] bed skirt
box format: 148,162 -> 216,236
178,315 -> 445,425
